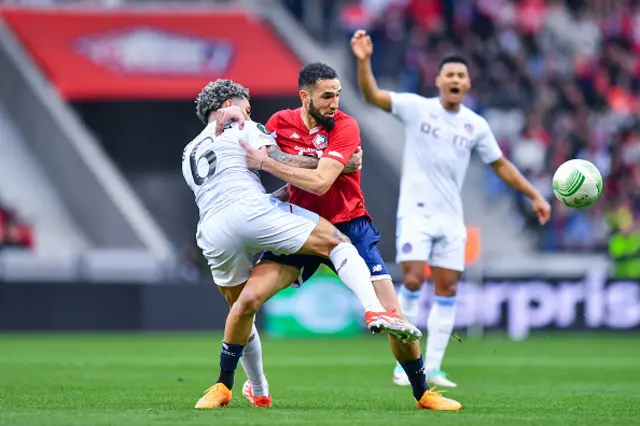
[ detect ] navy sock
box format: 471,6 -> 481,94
216,341 -> 245,390
401,356 -> 429,400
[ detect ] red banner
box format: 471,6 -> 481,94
1,7 -> 302,100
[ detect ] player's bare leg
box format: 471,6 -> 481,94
221,285 -> 271,406
229,261 -> 298,407
225,262 -> 298,346
195,284 -> 273,409
393,261 -> 426,386
194,283 -> 247,409
196,263 -> 297,409
298,218 -> 421,341
426,266 -> 462,388
375,278 -> 462,410
373,279 -> 420,361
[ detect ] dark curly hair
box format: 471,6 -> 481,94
195,79 -> 250,125
298,62 -> 338,90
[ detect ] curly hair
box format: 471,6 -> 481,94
195,79 -> 250,125
298,62 -> 338,90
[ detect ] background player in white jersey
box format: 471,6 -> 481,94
183,79 -> 420,409
351,30 -> 552,387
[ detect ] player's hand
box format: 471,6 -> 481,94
532,196 -> 551,225
351,30 -> 373,60
344,146 -> 363,173
212,105 -> 245,136
239,139 -> 268,170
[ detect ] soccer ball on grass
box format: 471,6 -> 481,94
552,159 -> 603,208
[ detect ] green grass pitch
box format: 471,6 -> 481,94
1,332 -> 638,425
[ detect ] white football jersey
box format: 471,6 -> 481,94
390,93 -> 503,220
182,120 -> 276,221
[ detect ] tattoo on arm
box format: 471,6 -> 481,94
332,228 -> 351,244
268,145 -> 319,169
343,157 -> 359,174
271,184 -> 290,202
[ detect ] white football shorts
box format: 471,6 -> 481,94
395,214 -> 467,272
196,196 -> 319,287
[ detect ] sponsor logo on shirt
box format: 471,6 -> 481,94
421,122 -> 472,150
295,146 -> 319,154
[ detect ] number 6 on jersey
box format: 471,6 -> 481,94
186,137 -> 217,186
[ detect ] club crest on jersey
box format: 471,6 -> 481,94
313,134 -> 328,149
464,123 -> 474,134
257,123 -> 270,134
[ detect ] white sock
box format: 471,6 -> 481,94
398,285 -> 421,327
240,323 -> 269,397
426,295 -> 456,372
330,242 -> 385,312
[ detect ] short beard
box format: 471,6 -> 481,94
309,100 -> 335,131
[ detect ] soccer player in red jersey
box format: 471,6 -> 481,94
206,62 -> 462,411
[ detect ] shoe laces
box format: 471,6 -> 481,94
426,386 -> 448,399
203,384 -> 226,397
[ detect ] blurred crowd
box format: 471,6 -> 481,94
285,0 -> 640,252
0,202 -> 33,251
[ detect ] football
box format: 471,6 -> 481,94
552,159 -> 603,208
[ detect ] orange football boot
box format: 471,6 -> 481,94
417,387 -> 463,411
194,383 -> 232,409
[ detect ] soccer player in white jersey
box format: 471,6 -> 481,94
351,30 -> 551,387
182,79 -> 421,409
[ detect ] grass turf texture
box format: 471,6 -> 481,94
1,332 -> 638,426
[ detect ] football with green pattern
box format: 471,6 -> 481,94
552,159 -> 603,208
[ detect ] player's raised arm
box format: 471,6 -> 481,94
351,30 -> 392,112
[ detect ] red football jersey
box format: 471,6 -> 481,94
266,108 -> 370,224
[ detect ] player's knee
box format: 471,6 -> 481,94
307,223 -> 351,257
234,291 -> 264,317
326,231 -> 350,251
319,233 -> 352,257
403,271 -> 424,291
434,279 -> 457,297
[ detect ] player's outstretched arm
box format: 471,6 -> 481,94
490,156 -> 551,225
240,140 -> 344,196
266,146 -> 362,173
351,30 -> 392,112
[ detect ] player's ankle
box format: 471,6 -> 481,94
364,302 -> 386,313
217,341 -> 245,389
